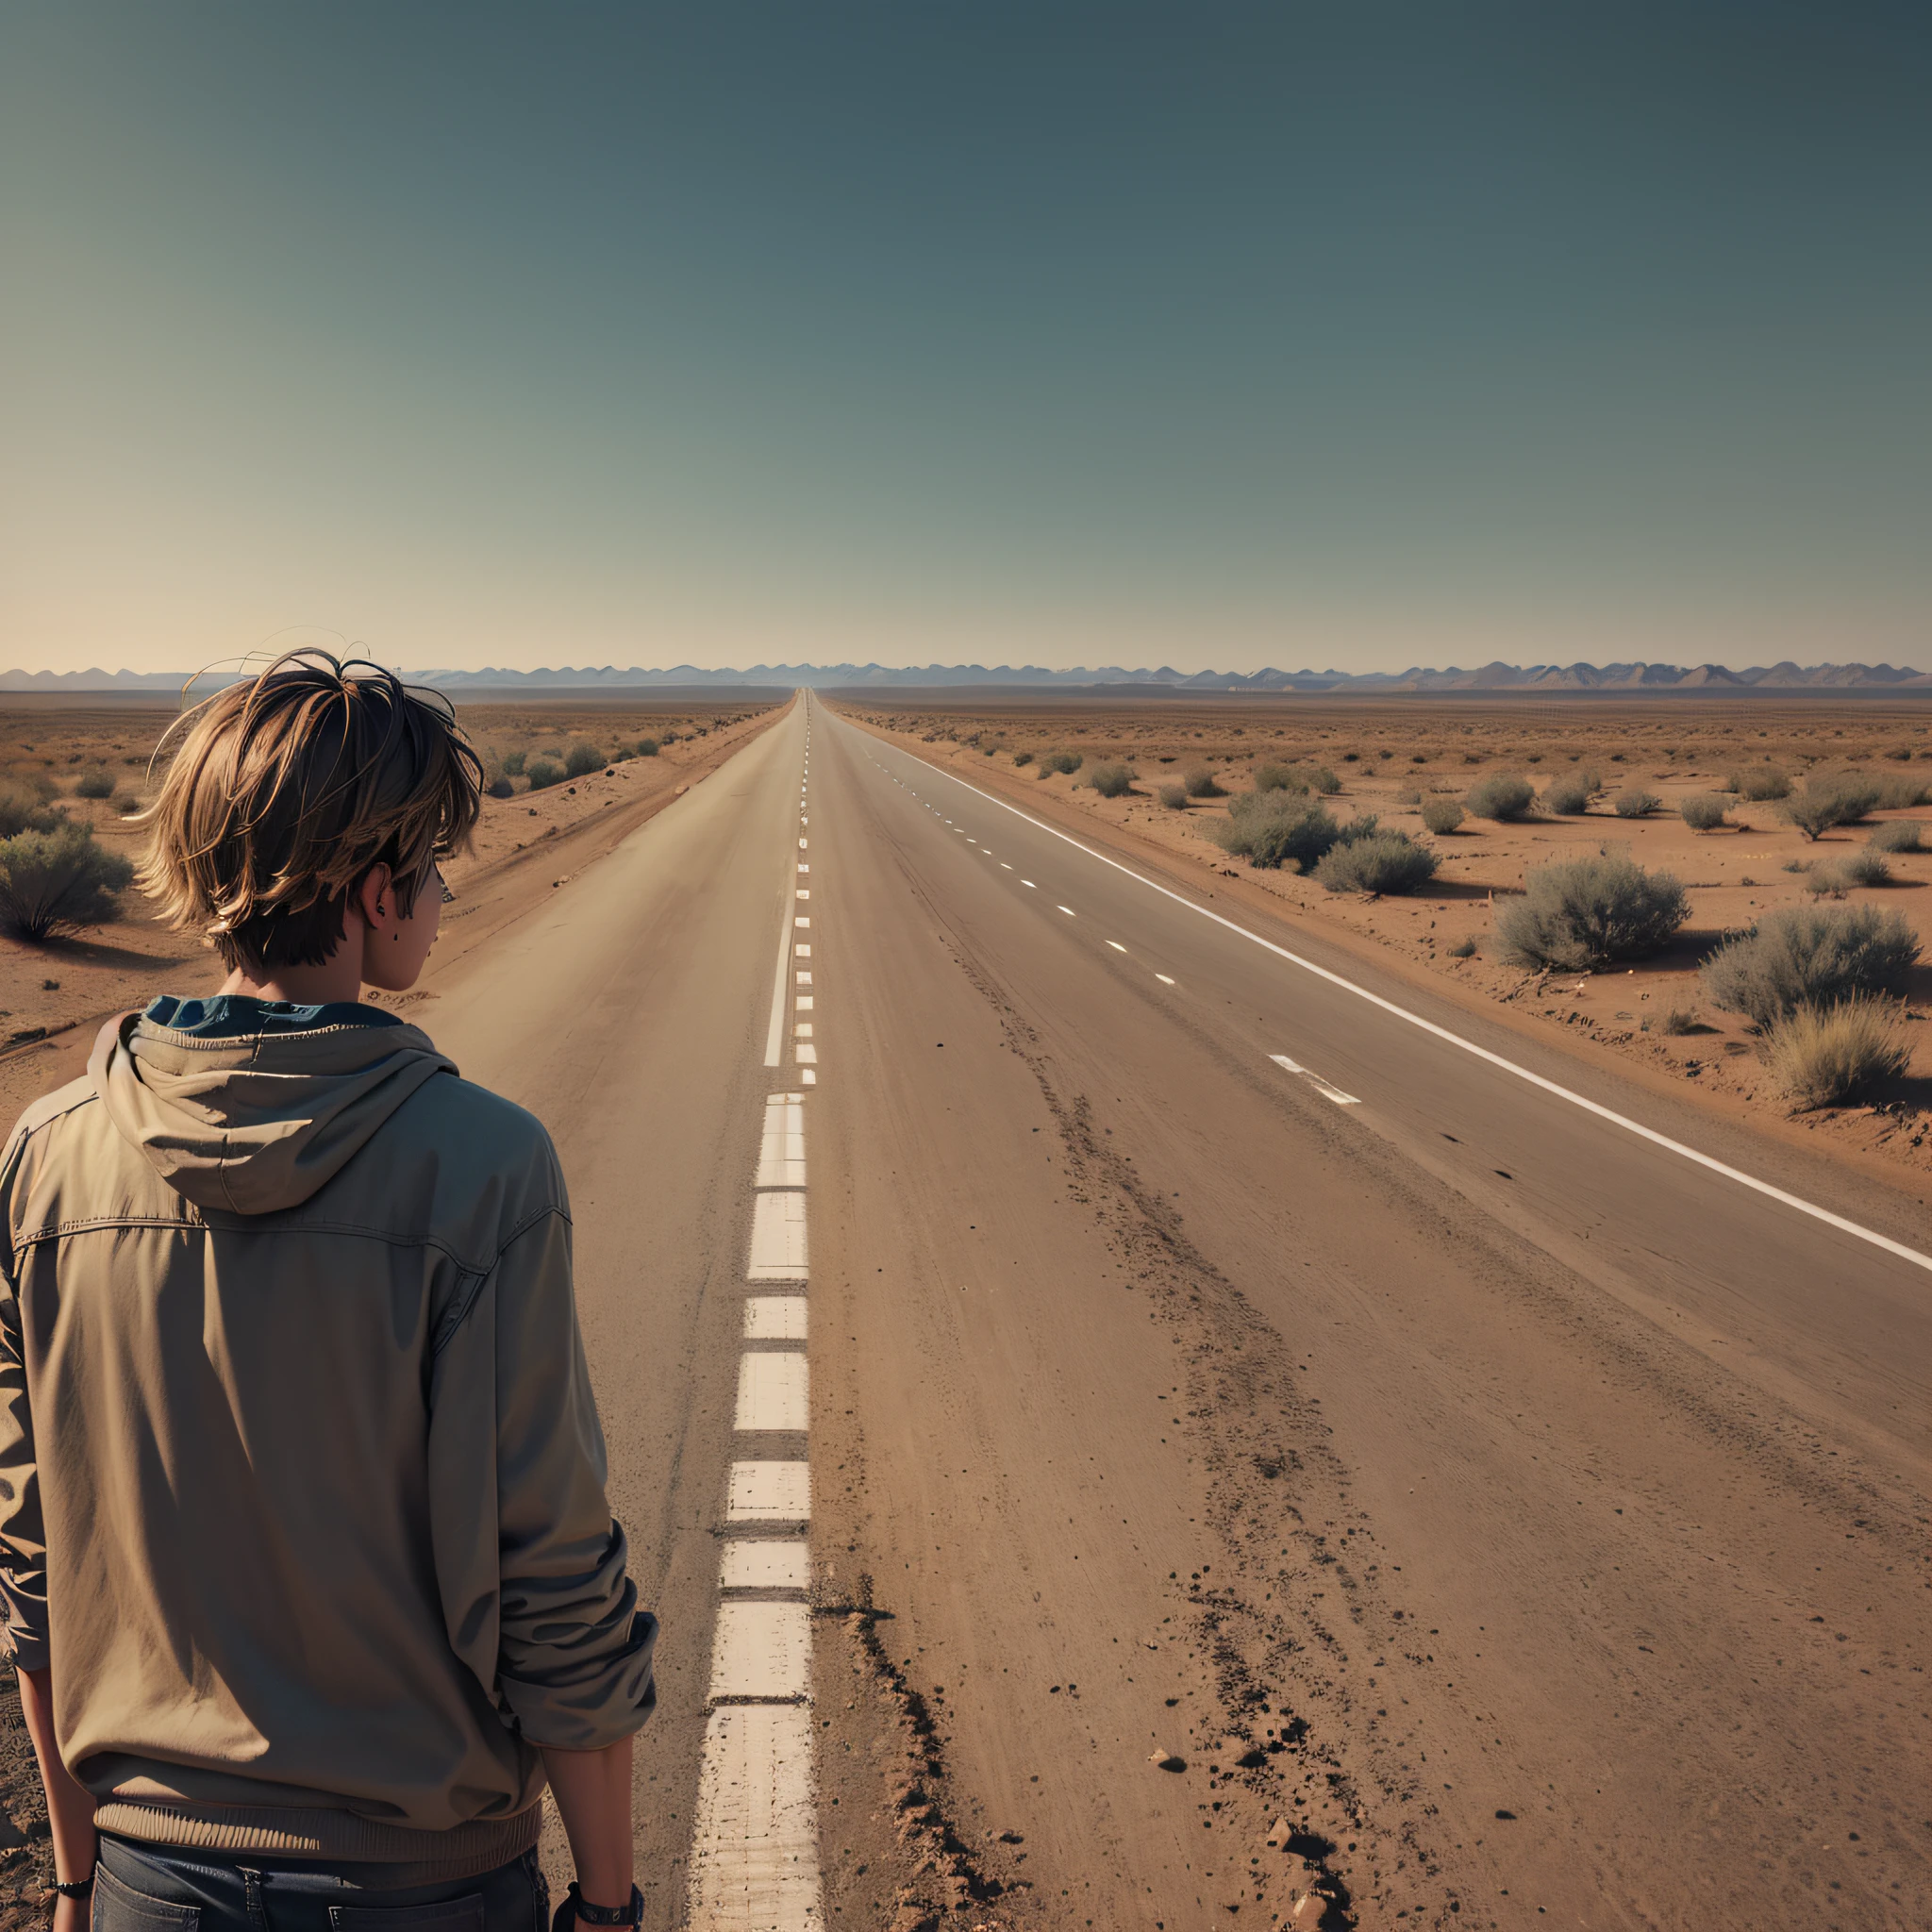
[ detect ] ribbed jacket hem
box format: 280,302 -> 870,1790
92,1802 -> 541,1880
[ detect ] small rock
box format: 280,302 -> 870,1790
1150,1749 -> 1186,1773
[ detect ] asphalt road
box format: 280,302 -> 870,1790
428,693 -> 1928,1931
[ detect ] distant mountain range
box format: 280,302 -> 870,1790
2,658 -> 1927,693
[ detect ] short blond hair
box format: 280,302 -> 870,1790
139,652 -> 483,972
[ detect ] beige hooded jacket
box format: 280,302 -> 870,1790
0,1004 -> 654,1876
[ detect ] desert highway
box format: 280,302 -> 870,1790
424,694 -> 1927,1932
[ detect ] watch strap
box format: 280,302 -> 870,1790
564,1883 -> 641,1928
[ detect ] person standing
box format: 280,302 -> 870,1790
0,654 -> 655,1932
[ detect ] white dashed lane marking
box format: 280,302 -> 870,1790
744,1295 -> 808,1341
721,1541 -> 809,1591
735,1352 -> 809,1432
687,1707 -> 819,1924
690,723 -> 822,1928
708,1602 -> 811,1702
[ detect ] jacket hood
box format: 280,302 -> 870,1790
90,1010 -> 458,1215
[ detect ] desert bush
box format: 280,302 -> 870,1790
1393,787 -> 1422,806
486,777 -> 514,800
1252,761 -> 1340,796
1421,797 -> 1465,835
1726,763 -> 1790,801
1448,935 -> 1477,958
1780,775 -> 1881,841
1036,750 -> 1083,777
563,742 -> 605,778
1011,750 -> 1033,767
1699,903 -> 1918,1027
1612,788 -> 1659,818
633,737 -> 659,757
1679,793 -> 1730,831
1183,767 -> 1222,798
1540,770 -> 1599,815
1837,849 -> 1893,888
1868,820 -> 1924,853
1465,772 -> 1536,822
1209,791 -> 1341,871
525,758 -> 565,791
1088,762 -> 1134,798
111,791 -> 140,815
0,824 -> 134,941
1764,995 -> 1911,1109
74,769 -> 114,800
0,785 -> 61,839
1313,830 -> 1439,895
1660,1006 -> 1699,1035
1883,744 -> 1914,761
1876,772 -> 1932,809
502,750 -> 527,777
1157,783 -> 1190,809
1494,855 -> 1689,970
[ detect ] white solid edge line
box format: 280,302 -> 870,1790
865,736 -> 1932,1277
761,892 -> 793,1070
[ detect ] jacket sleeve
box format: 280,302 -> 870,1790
428,1207 -> 656,1749
0,1134 -> 49,1673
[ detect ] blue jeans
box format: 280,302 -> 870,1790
93,1837 -> 549,1932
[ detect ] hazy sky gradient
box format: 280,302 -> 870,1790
5,3 -> 1929,674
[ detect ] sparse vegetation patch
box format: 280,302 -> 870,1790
1495,855 -> 1689,970
1764,995 -> 1911,1109
1465,772 -> 1536,821
1699,904 -> 1918,1027
0,823 -> 134,941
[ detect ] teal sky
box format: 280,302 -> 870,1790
4,4 -> 1929,675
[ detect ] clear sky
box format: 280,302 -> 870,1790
4,3 -> 1929,675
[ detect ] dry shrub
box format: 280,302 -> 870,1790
1727,764 -> 1790,801
1313,831 -> 1439,895
1210,793 -> 1340,871
1679,793 -> 1729,831
1867,820 -> 1924,853
1183,767 -> 1223,798
1764,996 -> 1911,1109
1699,903 -> 1918,1027
1087,762 -> 1134,798
1157,783 -> 1189,809
1780,775 -> 1881,841
0,785 -> 62,838
1494,855 -> 1688,970
1465,773 -> 1536,821
1612,788 -> 1659,818
1541,771 -> 1598,815
1421,797 -> 1465,835
0,824 -> 134,941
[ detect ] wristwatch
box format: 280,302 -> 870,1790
559,1882 -> 641,1928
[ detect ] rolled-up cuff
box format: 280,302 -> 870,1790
0,1572 -> 48,1674
500,1608 -> 657,1750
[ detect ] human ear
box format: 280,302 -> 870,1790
357,863 -> 394,932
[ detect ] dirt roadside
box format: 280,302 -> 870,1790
826,702 -> 1932,1208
